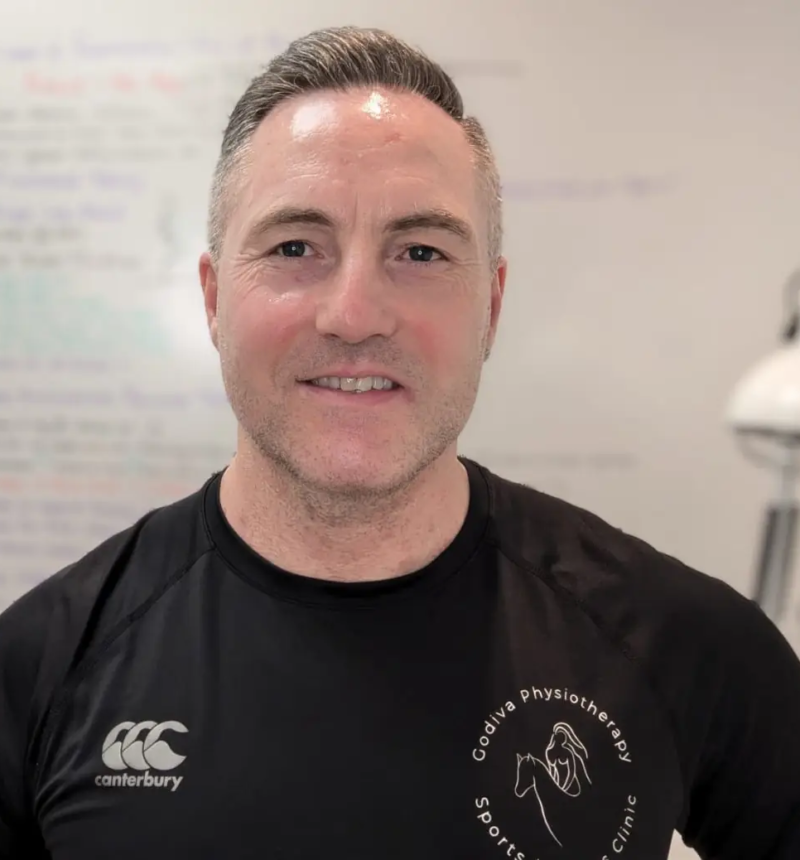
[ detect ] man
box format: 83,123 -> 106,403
0,25 -> 797,860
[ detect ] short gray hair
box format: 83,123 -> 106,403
207,25 -> 503,266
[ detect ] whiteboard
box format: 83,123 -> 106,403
2,3 -> 800,856
2,3 -> 800,610
2,1 -> 800,621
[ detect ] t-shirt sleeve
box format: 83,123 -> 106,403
0,584 -> 58,859
679,592 -> 800,859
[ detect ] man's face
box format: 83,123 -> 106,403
200,86 -> 506,497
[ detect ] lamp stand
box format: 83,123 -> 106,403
753,442 -> 799,622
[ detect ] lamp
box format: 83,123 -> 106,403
726,269 -> 800,623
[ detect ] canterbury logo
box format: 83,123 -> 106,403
95,720 -> 188,792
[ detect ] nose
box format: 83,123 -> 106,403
314,250 -> 397,343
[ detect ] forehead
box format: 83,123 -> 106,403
235,87 -> 480,223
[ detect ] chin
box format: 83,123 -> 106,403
244,412 -> 459,498
295,445 -> 414,497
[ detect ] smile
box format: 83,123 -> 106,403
308,376 -> 398,393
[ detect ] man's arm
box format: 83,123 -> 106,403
0,583 -> 57,859
678,595 -> 800,859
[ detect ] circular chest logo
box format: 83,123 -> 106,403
471,685 -> 640,859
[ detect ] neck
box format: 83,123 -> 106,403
217,442 -> 470,583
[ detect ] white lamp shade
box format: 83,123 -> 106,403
727,342 -> 800,436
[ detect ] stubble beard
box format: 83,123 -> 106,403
219,350 -> 484,527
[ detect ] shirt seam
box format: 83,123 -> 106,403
29,547 -> 214,795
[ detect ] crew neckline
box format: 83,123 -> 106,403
202,457 -> 491,607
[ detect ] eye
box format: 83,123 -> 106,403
272,240 -> 310,258
405,244 -> 444,263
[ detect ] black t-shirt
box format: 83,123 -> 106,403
0,458 -> 798,860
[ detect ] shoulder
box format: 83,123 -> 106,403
474,457 -> 761,646
0,476 -> 217,737
473,458 -> 800,840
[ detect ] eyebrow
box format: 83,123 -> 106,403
243,206 -> 476,245
388,209 -> 475,244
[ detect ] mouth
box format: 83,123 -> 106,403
298,374 -> 405,403
302,374 -> 400,392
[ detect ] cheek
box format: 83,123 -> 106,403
408,302 -> 486,377
224,289 -> 308,361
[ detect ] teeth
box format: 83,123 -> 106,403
310,376 -> 395,393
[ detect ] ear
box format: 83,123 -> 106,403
199,251 -> 220,351
484,256 -> 508,362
